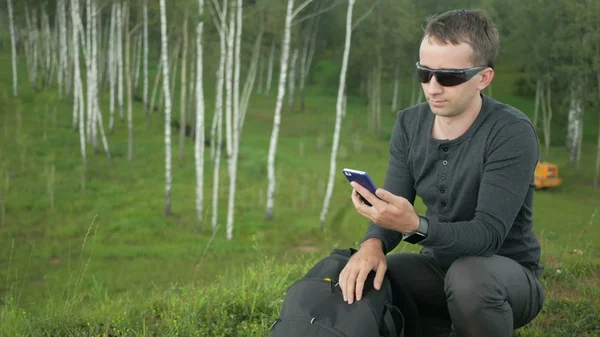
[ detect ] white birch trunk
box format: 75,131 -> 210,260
159,0 -> 173,216
134,32 -> 142,92
93,2 -> 111,161
532,78 -> 541,130
58,0 -> 68,98
226,0 -> 243,241
41,6 -> 52,87
117,3 -> 124,121
265,0 -> 294,220
149,59 -> 163,118
541,80 -> 553,157
109,3 -> 116,133
91,0 -> 99,152
391,64 -> 400,112
211,1 -> 228,162
212,94 -> 223,233
266,39 -> 275,96
188,47 -> 196,139
567,81 -> 583,166
257,53 -> 264,94
225,4 -> 234,161
195,0 -> 205,226
143,1 -> 149,115
179,13 -> 189,162
287,47 -> 299,112
125,3 -> 133,162
595,71 -> 600,188
72,0 -> 86,166
7,0 -> 17,96
211,0 -> 228,233
320,0 -> 355,227
85,0 -> 92,143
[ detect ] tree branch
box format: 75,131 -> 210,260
207,0 -> 227,37
352,0 -> 377,31
292,0 -> 314,19
293,0 -> 342,26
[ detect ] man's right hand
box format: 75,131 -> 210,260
338,238 -> 387,304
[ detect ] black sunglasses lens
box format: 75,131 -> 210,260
417,69 -> 433,83
436,73 -> 467,87
417,68 -> 468,87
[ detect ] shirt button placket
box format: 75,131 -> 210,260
439,146 -> 450,211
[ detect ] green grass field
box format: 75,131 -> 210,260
0,51 -> 599,336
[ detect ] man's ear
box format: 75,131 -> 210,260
477,68 -> 495,91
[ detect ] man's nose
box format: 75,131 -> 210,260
426,75 -> 443,95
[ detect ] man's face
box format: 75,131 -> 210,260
418,36 -> 491,118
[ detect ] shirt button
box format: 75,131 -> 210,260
440,188 -> 445,194
441,202 -> 447,207
442,160 -> 448,166
443,147 -> 449,152
441,174 -> 447,180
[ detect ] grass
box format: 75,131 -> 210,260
0,49 -> 599,336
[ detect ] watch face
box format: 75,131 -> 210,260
402,232 -> 426,244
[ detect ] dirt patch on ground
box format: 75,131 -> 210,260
48,257 -> 62,265
296,246 -> 320,253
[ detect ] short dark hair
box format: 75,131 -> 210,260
423,9 -> 499,69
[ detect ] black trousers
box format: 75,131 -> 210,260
385,252 -> 545,337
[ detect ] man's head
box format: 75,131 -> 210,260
418,9 -> 498,117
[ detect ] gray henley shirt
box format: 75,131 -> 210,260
362,94 -> 544,278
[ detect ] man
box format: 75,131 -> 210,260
339,9 -> 545,337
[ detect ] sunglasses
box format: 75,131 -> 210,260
416,62 -> 487,87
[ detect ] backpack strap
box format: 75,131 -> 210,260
383,302 -> 405,337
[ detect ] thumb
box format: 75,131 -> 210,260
374,261 -> 387,290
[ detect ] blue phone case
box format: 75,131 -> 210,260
342,168 -> 378,206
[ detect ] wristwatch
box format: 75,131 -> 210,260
402,216 -> 429,244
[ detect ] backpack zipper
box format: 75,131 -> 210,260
275,317 -> 348,337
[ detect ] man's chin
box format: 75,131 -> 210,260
429,105 -> 452,116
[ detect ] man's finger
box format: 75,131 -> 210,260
338,268 -> 347,301
351,190 -> 370,214
350,182 -> 381,207
374,260 -> 387,290
354,268 -> 370,302
345,268 -> 359,304
375,188 -> 394,203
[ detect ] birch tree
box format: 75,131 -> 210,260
227,3 -> 264,240
58,0 -> 68,99
265,0 -> 295,220
299,14 -> 319,112
287,47 -> 299,112
320,0 -> 355,227
143,0 -> 149,115
265,40 -> 275,96
159,0 -> 173,216
391,65 -> 400,112
195,0 -> 206,226
125,3 -> 134,161
117,3 -> 124,121
72,0 -> 86,167
209,0 -> 228,163
209,0 -> 228,234
179,12 -> 189,162
7,0 -> 17,96
109,3 -> 117,132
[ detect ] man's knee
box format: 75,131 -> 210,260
444,256 -> 506,317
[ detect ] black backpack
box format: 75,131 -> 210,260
270,248 -> 405,337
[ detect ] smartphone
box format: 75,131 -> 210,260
342,168 -> 379,206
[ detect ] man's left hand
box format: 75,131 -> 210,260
350,182 -> 419,233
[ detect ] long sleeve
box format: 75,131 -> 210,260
362,111 -> 417,254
